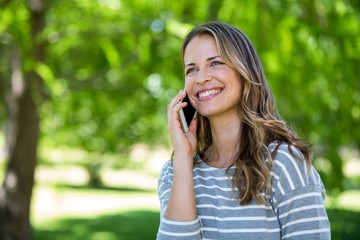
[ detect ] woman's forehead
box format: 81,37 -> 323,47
183,35 -> 219,63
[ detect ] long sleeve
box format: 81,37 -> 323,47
269,143 -> 331,239
156,160 -> 202,240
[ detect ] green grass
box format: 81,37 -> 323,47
31,182 -> 160,240
30,164 -> 160,240
33,209 -> 160,240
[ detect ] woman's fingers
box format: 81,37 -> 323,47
167,90 -> 187,129
168,90 -> 186,110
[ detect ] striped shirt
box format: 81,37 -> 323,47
156,143 -> 331,239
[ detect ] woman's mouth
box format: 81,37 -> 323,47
197,88 -> 222,99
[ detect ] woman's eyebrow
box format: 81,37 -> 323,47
185,62 -> 195,68
184,56 -> 221,68
206,55 -> 220,61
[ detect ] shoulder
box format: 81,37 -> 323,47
268,142 -> 324,197
268,142 -> 308,185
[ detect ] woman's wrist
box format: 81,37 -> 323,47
173,154 -> 194,171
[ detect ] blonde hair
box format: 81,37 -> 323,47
182,22 -> 311,205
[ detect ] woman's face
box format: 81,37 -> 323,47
183,34 -> 242,119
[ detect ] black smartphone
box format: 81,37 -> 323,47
179,94 -> 196,132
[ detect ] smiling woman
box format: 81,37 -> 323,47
156,22 -> 331,240
184,34 -> 242,120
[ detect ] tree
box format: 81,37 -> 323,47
0,0 -> 47,239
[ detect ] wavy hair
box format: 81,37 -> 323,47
181,22 -> 311,205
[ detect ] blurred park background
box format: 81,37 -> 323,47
0,0 -> 359,239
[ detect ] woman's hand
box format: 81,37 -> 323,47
167,90 -> 198,162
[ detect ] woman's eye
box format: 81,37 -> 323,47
186,68 -> 197,75
210,61 -> 224,66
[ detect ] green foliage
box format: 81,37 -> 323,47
327,208 -> 360,240
40,0 -> 177,153
0,0 -> 359,191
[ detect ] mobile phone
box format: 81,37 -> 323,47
179,94 -> 196,132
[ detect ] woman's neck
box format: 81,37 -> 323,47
206,114 -> 242,168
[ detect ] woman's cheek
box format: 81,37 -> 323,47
184,76 -> 195,90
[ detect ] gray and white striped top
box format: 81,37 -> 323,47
156,143 -> 330,239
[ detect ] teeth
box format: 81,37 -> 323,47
198,89 -> 221,98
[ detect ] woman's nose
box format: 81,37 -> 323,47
196,69 -> 211,85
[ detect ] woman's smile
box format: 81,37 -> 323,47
197,88 -> 222,100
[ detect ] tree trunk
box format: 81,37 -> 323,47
0,59 -> 40,239
0,1 -> 46,239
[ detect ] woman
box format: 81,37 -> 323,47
157,22 -> 330,239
